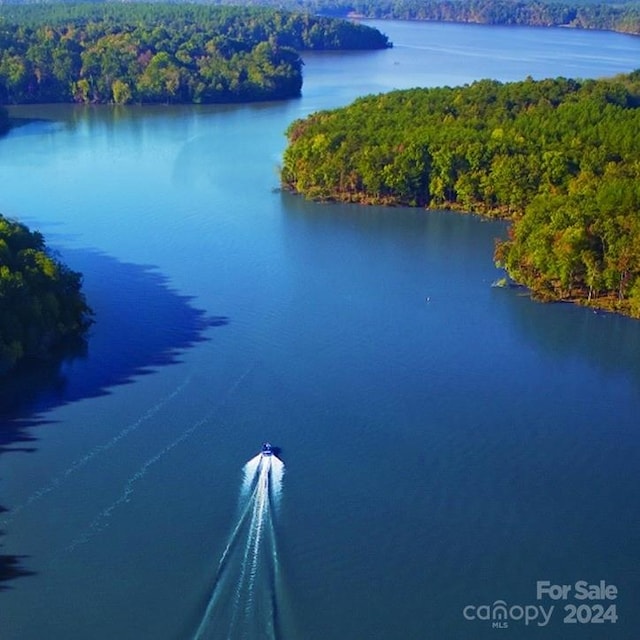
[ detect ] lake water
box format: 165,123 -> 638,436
1,20 -> 640,640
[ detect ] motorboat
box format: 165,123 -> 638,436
261,442 -> 273,456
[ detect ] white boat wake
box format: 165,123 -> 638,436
194,450 -> 288,640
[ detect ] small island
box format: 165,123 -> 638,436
0,214 -> 92,375
0,4 -> 390,105
282,72 -> 640,318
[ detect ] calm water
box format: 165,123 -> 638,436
1,21 -> 639,640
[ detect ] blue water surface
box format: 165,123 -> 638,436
0,20 -> 639,640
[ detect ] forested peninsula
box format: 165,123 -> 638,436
0,214 -> 92,375
282,73 -> 640,317
0,4 -> 390,104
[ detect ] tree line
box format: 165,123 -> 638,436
281,72 -> 640,317
0,4 -> 390,104
41,0 -> 637,36
0,214 -> 93,375
315,0 -> 640,36
3,0 -> 640,37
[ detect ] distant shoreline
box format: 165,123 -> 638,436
317,1 -> 640,38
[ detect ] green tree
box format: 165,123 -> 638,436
0,214 -> 92,374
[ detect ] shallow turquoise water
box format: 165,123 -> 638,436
1,20 -> 639,639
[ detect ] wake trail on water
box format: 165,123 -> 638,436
194,452 -> 288,640
0,373 -> 193,529
55,365 -> 255,558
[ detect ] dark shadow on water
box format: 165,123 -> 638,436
4,114 -> 64,139
0,549 -> 35,591
0,248 -> 227,430
0,505 -> 36,591
0,248 -> 227,589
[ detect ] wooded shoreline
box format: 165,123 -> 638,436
0,4 -> 390,105
282,73 -> 640,318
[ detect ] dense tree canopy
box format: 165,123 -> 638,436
29,0 -> 637,36
0,4 -> 390,104
312,0 -> 640,36
0,214 -> 92,374
282,72 -> 640,317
